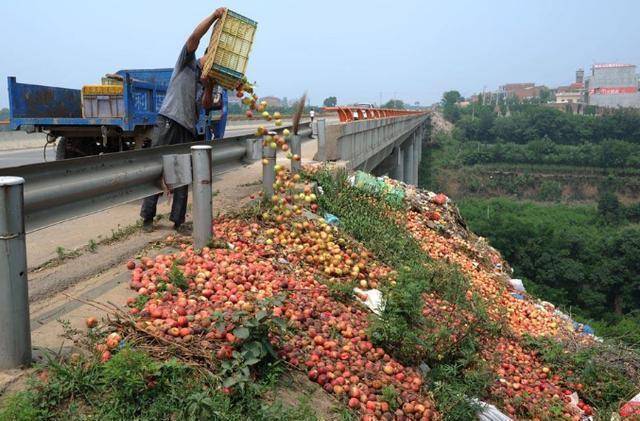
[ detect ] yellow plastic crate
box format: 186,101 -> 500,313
82,85 -> 123,95
202,9 -> 257,90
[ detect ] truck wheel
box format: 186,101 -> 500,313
55,138 -> 68,160
56,138 -> 100,159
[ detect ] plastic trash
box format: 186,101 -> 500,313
353,287 -> 384,315
509,278 -> 526,292
324,213 -> 340,226
472,399 -> 512,421
511,293 -> 525,300
572,321 -> 595,336
620,391 -> 640,418
352,171 -> 405,207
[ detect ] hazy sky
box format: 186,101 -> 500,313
1,0 -> 640,108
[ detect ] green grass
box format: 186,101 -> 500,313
0,348 -> 324,421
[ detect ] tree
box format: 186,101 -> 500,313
597,188 -> 622,223
442,91 -> 462,107
441,91 -> 462,123
382,99 -> 405,109
323,97 -> 337,107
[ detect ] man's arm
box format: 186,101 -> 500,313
201,77 -> 215,110
186,7 -> 226,54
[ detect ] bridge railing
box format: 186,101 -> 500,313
324,107 -> 425,123
316,112 -> 429,171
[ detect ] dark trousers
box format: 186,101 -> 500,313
140,116 -> 196,225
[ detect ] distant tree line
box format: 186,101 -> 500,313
437,90 -> 640,168
457,105 -> 640,145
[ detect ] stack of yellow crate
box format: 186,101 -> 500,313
81,85 -> 124,118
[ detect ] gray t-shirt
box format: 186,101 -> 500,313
159,45 -> 202,135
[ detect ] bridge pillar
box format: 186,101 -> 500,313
413,132 -> 420,186
402,139 -> 413,185
391,147 -> 404,182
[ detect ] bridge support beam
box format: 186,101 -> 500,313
402,139 -> 413,185
413,133 -> 421,186
391,147 -> 404,182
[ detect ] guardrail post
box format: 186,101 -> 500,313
290,135 -> 302,174
244,137 -> 262,163
316,119 -> 327,161
262,143 -> 276,199
190,146 -> 213,250
0,177 -> 31,369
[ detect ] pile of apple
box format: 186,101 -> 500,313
404,210 -> 567,338
482,337 -> 592,420
261,219 -> 392,290
94,167 -> 607,419
105,210 -> 438,418
400,195 -> 590,418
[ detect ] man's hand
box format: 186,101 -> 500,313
161,178 -> 173,198
213,7 -> 226,20
186,7 -> 228,54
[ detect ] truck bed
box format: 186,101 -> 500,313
7,69 -> 171,132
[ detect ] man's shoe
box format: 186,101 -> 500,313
142,219 -> 154,232
174,223 -> 190,235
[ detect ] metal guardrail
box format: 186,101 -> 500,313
0,123 -> 309,233
0,122 -> 311,369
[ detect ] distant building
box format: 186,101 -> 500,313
586,63 -> 640,108
552,69 -> 587,110
499,83 -> 545,100
556,90 -> 583,104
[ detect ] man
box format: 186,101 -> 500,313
141,7 -> 226,232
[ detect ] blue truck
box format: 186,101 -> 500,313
7,68 -> 228,159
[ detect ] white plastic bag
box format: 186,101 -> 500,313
472,399 -> 512,421
508,278 -> 526,292
353,288 -> 384,315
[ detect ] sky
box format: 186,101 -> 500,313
1,0 -> 640,108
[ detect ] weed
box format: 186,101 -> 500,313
54,246 -> 81,261
382,385 -> 400,411
325,279 -> 357,303
106,221 -> 142,244
168,263 -> 188,291
87,239 -> 98,253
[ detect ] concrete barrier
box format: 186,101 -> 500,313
315,114 -> 429,176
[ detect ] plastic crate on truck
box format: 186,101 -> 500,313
202,9 -> 257,90
81,85 -> 124,118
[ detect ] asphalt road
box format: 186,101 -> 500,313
0,119 -> 320,169
0,147 -> 56,168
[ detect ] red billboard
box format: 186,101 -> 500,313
589,87 -> 637,95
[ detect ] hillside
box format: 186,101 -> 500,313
2,166 -> 638,420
